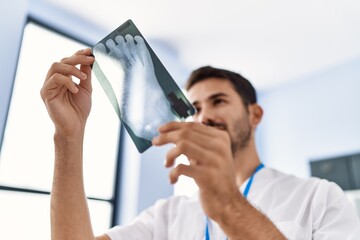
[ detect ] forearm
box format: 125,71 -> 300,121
51,131 -> 95,240
217,193 -> 286,240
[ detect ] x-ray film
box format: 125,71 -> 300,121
92,19 -> 196,153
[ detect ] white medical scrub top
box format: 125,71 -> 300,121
106,167 -> 360,240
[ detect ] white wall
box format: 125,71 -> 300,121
257,58 -> 360,178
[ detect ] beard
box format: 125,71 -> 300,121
203,114 -> 252,156
229,116 -> 252,156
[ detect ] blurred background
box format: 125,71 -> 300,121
0,0 -> 359,238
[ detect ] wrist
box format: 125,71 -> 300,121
216,194 -> 286,240
216,191 -> 245,225
54,127 -> 85,142
53,130 -> 84,165
216,193 -> 252,239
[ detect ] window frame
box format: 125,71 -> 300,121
0,16 -> 124,228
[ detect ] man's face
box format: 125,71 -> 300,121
187,78 -> 252,155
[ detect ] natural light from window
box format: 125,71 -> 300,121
0,22 -> 120,239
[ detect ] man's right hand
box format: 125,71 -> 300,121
41,49 -> 102,240
40,48 -> 95,137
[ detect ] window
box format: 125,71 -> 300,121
0,21 -> 121,238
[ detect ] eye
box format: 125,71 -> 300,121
213,98 -> 225,105
195,107 -> 201,114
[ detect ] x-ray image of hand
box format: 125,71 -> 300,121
93,35 -> 175,141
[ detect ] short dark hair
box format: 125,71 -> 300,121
185,66 -> 257,106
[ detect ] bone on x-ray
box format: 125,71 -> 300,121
92,19 -> 196,153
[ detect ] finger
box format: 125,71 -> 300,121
158,121 -> 185,133
188,158 -> 200,166
61,54 -> 95,66
42,73 -> 78,100
153,123 -> 190,145
46,62 -> 87,83
79,64 -> 92,93
74,48 -> 92,56
158,121 -> 215,135
54,74 -> 79,94
169,164 -> 197,184
153,125 -> 219,151
165,140 -> 214,168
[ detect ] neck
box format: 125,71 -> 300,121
233,139 -> 261,187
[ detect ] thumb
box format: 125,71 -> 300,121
79,64 -> 92,93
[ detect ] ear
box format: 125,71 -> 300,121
248,104 -> 263,128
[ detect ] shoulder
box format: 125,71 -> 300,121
254,168 -> 360,238
259,167 -> 341,193
105,195 -> 200,239
254,167 -> 349,211
260,167 -> 358,218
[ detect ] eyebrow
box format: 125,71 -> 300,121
192,92 -> 229,106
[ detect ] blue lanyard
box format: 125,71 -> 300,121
205,163 -> 264,240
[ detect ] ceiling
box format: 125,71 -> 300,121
46,0 -> 360,90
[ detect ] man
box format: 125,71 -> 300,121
41,48 -> 360,239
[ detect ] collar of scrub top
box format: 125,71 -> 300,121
205,163 -> 265,240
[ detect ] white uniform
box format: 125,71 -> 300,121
106,167 -> 360,239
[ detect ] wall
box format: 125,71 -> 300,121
257,58 -> 360,178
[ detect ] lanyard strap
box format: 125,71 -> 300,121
243,163 -> 264,198
205,163 -> 264,240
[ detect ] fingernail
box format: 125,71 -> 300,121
81,48 -> 89,53
81,72 -> 87,79
74,86 -> 79,93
